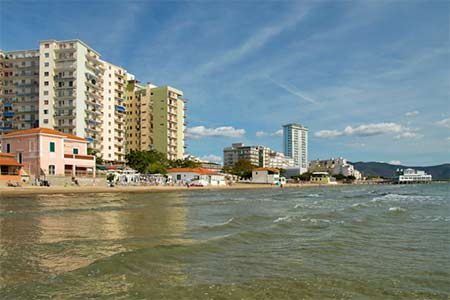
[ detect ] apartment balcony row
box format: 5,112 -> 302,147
15,64 -> 39,70
15,108 -> 38,114
54,85 -> 76,91
85,109 -> 102,117
12,73 -> 39,78
85,126 -> 101,134
87,118 -> 101,126
16,82 -> 39,88
54,64 -> 76,71
55,47 -> 76,53
54,112 -> 76,119
85,80 -> 102,91
64,153 -> 95,161
54,74 -> 76,80
55,56 -> 76,63
115,105 -> 126,113
85,62 -> 103,75
85,53 -> 101,64
57,123 -> 76,129
85,90 -> 102,101
17,91 -> 39,97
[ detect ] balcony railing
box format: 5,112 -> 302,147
64,153 -> 95,161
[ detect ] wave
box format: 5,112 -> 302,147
388,207 -> 406,212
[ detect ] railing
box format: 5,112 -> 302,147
64,154 -> 95,161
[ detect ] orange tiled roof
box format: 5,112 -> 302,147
3,128 -> 87,142
167,167 -> 218,175
0,157 -> 22,166
255,167 -> 280,172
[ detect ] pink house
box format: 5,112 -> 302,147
0,128 -> 95,178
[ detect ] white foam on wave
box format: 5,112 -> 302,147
388,207 -> 406,212
294,203 -> 302,209
273,216 -> 291,223
372,193 -> 437,203
307,194 -> 320,198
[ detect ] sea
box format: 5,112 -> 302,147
0,183 -> 449,300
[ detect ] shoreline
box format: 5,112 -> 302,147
0,182 -> 346,196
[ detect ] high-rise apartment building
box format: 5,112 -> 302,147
125,83 -> 186,160
283,123 -> 308,172
0,49 -> 40,133
125,80 -> 154,152
223,143 -> 294,169
151,86 -> 186,160
1,39 -> 188,163
38,40 -> 105,152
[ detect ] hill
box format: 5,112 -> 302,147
350,162 -> 450,179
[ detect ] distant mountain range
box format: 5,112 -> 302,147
350,162 -> 450,179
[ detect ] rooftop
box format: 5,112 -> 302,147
2,128 -> 87,142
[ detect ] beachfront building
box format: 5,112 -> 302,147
224,143 -> 295,169
101,62 -> 129,164
167,167 -> 226,186
2,39 -> 189,165
0,153 -> 22,181
125,82 -> 186,160
309,157 -> 362,180
310,172 -> 336,184
151,86 -> 186,160
283,123 -> 308,173
393,168 -> 432,184
251,167 -> 285,184
0,128 -> 95,178
0,49 -> 40,134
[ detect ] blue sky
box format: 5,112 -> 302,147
1,0 -> 449,166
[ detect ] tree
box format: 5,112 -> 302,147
88,148 -> 103,165
169,159 -> 200,169
231,159 -> 257,179
279,168 -> 286,177
298,172 -> 312,181
125,150 -> 169,173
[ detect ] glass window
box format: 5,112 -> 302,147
49,165 -> 55,175
6,144 -> 10,153
49,142 -> 55,152
44,53 -> 49,58
73,148 -> 79,155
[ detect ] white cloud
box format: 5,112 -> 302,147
186,126 -> 245,139
436,118 -> 450,128
256,129 -> 283,137
405,111 -> 419,117
314,130 -> 343,138
389,160 -> 402,165
199,155 -> 222,163
315,122 -> 421,139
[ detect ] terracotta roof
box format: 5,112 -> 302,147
2,128 -> 87,142
255,167 -> 280,172
0,153 -> 15,158
0,157 -> 22,166
167,167 -> 218,175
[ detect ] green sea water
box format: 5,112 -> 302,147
0,184 -> 449,299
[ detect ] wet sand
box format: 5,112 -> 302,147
0,182 -> 340,195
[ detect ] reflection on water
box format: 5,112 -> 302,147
0,192 -> 187,285
0,184 -> 449,299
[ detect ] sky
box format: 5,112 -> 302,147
1,0 -> 449,166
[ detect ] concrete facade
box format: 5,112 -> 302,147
283,123 -> 308,171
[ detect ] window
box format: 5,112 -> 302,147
43,91 -> 49,95
44,109 -> 48,115
17,152 -> 22,164
44,81 -> 49,86
44,119 -> 49,124
49,165 -> 55,175
44,100 -> 49,105
49,142 -> 55,152
44,62 -> 49,67
73,148 -> 79,155
44,53 -> 49,58
6,144 -> 10,153
44,72 -> 49,76
45,43 -> 49,48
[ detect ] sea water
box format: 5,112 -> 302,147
0,183 -> 448,299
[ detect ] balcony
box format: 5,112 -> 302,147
54,113 -> 76,119
54,64 -> 76,71
85,127 -> 100,134
64,153 -> 95,161
17,92 -> 39,97
54,75 -> 76,80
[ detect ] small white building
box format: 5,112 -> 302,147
393,168 -> 432,184
310,172 -> 337,184
251,168 -> 286,184
309,157 -> 362,180
167,167 -> 226,186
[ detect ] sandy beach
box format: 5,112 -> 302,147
0,182 -> 342,196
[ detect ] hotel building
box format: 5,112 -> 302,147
283,123 -> 308,173
0,49 -> 40,133
223,143 -> 293,169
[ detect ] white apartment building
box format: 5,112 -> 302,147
39,39 -> 105,152
309,157 -> 362,179
283,123 -> 308,173
266,150 -> 295,169
393,168 -> 432,184
0,49 -> 40,133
